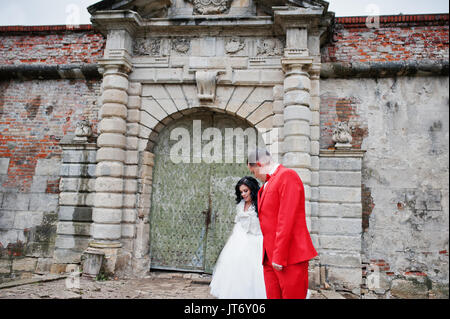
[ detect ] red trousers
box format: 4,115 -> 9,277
263,258 -> 309,299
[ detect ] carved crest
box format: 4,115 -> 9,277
256,38 -> 284,56
133,38 -> 161,56
172,38 -> 190,54
187,0 -> 233,15
225,38 -> 245,54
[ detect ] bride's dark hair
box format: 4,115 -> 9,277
235,176 -> 260,214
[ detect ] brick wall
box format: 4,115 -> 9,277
0,79 -> 101,281
320,14 -> 449,151
0,25 -> 105,65
0,26 -> 103,281
322,14 -> 449,63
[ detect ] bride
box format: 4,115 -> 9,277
209,176 -> 266,299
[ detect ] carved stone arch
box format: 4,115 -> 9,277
139,83 -> 276,153
145,105 -> 270,153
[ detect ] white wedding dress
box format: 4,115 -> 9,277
209,200 -> 267,299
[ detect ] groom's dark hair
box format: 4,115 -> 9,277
247,149 -> 272,167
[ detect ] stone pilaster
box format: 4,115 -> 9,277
53,136 -> 96,267
90,28 -> 133,273
91,64 -> 130,249
309,63 -> 321,248
282,56 -> 314,217
318,149 -> 365,294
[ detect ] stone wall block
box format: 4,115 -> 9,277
100,103 -> 128,119
62,150 -> 97,164
91,223 -> 122,241
93,193 -> 123,209
101,89 -> 128,105
283,120 -> 310,137
127,109 -> 141,123
60,164 -> 96,178
96,161 -> 124,178
320,157 -> 362,171
316,217 -> 361,235
98,118 -> 127,134
60,178 -> 95,193
319,203 -> 362,218
57,221 -> 92,236
59,192 -> 94,207
97,133 -> 127,149
284,75 -> 311,92
284,90 -> 311,107
284,105 -> 312,122
128,82 -> 142,96
92,208 -> 122,224
319,186 -> 361,203
283,136 -> 310,153
95,177 -> 124,193
58,206 -> 92,222
127,96 -> 142,109
320,171 -> 362,187
96,147 -> 126,163
0,158 -> 10,175
283,152 -> 311,168
103,74 -> 129,91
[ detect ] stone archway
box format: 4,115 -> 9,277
148,109 -> 266,273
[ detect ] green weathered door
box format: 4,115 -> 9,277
149,111 -> 263,273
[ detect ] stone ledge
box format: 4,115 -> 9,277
0,64 -> 101,80
321,60 -> 449,79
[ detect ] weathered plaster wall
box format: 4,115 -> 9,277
320,76 -> 449,298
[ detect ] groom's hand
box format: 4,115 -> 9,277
272,262 -> 283,271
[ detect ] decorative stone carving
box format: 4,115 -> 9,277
133,38 -> 161,56
172,38 -> 190,54
195,71 -> 219,101
74,120 -> 92,142
225,38 -> 245,54
187,0 -> 233,15
256,38 -> 284,56
332,122 -> 353,149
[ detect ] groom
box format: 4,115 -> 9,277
247,149 -> 317,299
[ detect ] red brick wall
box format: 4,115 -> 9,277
320,96 -> 369,150
0,79 -> 101,192
0,26 -> 104,192
0,25 -> 105,65
322,14 -> 449,63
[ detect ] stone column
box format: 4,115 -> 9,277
90,62 -> 131,273
282,27 -> 314,218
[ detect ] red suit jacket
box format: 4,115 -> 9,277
258,165 -> 317,267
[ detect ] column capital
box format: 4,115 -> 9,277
98,55 -> 133,76
281,56 -> 314,73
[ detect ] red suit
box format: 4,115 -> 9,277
258,164 -> 317,299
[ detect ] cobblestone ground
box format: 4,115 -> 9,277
0,272 -> 336,299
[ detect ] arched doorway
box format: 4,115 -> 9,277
149,110 -> 266,273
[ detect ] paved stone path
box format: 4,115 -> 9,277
0,271 -> 343,299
